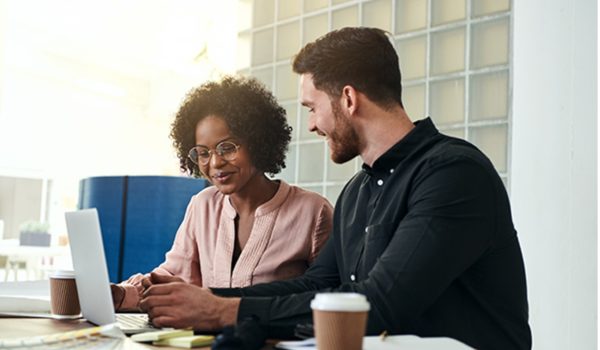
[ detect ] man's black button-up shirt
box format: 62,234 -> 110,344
214,118 -> 532,350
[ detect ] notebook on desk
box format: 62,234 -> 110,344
65,208 -> 158,335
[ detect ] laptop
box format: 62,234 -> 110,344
65,208 -> 158,334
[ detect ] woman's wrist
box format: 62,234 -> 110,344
115,284 -> 126,310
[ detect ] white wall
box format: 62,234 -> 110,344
512,0 -> 597,348
0,1 -> 238,237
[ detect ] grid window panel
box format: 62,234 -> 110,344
252,66 -> 273,91
441,127 -> 465,139
403,84 -> 426,119
278,143 -> 297,183
299,108 -> 321,140
237,69 -> 251,77
472,0 -> 510,18
396,35 -> 427,80
470,71 -> 508,121
253,0 -> 275,27
241,0 -> 511,191
276,64 -> 298,100
327,154 -> 357,182
278,0 -> 301,20
430,27 -> 465,75
236,33 -> 251,70
303,14 -> 329,45
298,142 -> 325,182
304,0 -> 328,13
429,78 -> 465,125
469,124 -> 507,172
395,0 -> 427,34
332,6 -> 359,30
325,184 -> 345,205
276,21 -> 300,61
282,102 -> 298,141
470,18 -> 509,69
238,0 -> 253,31
431,0 -> 465,26
252,28 -> 274,66
363,0 -> 393,32
303,185 -> 324,196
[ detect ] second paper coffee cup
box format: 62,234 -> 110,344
49,270 -> 81,317
311,293 -> 370,350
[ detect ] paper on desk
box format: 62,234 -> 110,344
276,335 -> 473,350
0,295 -> 83,319
0,280 -> 54,317
275,338 -> 316,349
0,295 -> 51,313
0,280 -> 50,297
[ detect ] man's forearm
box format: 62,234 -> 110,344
217,297 -> 241,327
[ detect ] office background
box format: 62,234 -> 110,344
0,0 -> 596,349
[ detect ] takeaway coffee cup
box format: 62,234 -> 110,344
311,293 -> 370,350
49,270 -> 81,316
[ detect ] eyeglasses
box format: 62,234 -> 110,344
188,141 -> 241,165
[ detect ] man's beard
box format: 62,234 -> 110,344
328,102 -> 361,164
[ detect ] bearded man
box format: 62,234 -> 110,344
140,27 -> 532,350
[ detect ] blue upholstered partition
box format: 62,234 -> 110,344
78,176 -> 208,282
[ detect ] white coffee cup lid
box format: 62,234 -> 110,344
310,293 -> 370,312
50,270 -> 76,279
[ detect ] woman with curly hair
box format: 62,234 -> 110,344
111,76 -> 333,311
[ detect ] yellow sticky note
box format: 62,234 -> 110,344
153,335 -> 215,348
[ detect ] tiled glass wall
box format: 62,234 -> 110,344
237,0 -> 512,203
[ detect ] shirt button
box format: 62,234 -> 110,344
389,168 -> 394,173
350,274 -> 356,281
364,227 -> 368,233
377,179 -> 384,186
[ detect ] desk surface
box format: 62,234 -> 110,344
0,316 -> 472,350
0,318 -> 212,349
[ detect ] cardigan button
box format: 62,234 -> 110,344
377,179 -> 384,186
350,274 -> 356,281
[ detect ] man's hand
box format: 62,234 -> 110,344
110,284 -> 125,310
139,272 -> 240,330
139,273 -> 185,302
139,273 -> 184,293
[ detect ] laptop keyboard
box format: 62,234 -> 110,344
116,314 -> 153,329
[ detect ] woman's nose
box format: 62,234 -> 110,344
209,151 -> 227,167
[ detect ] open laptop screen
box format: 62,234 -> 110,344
65,208 -> 116,326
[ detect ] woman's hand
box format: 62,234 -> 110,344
110,284 -> 125,310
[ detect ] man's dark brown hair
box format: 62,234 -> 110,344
292,27 -> 403,109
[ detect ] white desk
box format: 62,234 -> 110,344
0,239 -> 71,281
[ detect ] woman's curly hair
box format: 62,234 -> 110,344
170,76 -> 292,177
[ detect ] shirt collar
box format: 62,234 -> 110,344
361,117 -> 439,175
223,180 -> 291,218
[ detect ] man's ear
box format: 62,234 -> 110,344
341,85 -> 359,115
